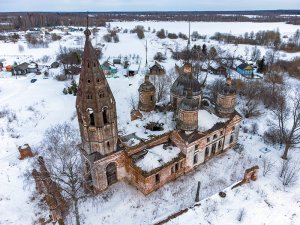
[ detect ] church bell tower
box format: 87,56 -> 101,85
76,25 -> 118,157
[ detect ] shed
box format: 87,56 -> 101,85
149,61 -> 165,75
113,59 -> 121,65
127,64 -> 139,76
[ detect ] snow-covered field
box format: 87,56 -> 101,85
0,21 -> 300,224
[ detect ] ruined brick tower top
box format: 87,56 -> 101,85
216,77 -> 237,118
76,26 -> 118,157
138,74 -> 156,112
177,88 -> 199,132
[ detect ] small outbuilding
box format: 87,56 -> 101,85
149,61 -> 165,75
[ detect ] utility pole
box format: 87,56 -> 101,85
145,39 -> 148,67
188,19 -> 191,47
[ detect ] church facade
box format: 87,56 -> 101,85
76,28 -> 242,195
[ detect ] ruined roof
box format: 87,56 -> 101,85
150,61 -> 164,70
171,67 -> 202,97
177,110 -> 242,144
179,91 -> 199,111
16,62 -> 29,70
221,78 -> 236,95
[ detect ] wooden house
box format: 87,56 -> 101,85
209,62 -> 227,76
149,61 -> 165,75
236,63 -> 253,77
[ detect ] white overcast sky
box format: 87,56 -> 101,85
0,0 -> 299,12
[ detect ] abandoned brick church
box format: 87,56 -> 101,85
76,27 -> 242,195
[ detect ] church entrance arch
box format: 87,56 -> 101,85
106,162 -> 117,186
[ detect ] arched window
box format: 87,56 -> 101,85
87,79 -> 91,83
150,95 -> 154,101
87,108 -> 95,126
107,141 -> 110,148
87,94 -> 92,99
193,154 -> 198,164
87,63 -> 90,68
205,147 -> 209,157
213,134 -> 217,139
103,107 -> 108,125
230,135 -> 234,143
218,140 -> 222,149
98,91 -> 104,98
212,143 -> 216,155
106,162 -> 117,186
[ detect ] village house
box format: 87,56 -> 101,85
236,63 -> 254,77
149,61 -> 166,75
76,27 -> 242,195
12,62 -> 39,75
209,61 -> 227,76
101,61 -> 117,75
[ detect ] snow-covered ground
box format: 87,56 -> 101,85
0,21 -> 300,224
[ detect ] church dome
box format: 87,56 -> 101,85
222,78 -> 236,95
171,63 -> 202,97
138,75 -> 155,92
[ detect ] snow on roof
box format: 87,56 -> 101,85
126,137 -> 141,147
135,145 -> 180,173
28,63 -> 37,69
128,64 -> 139,71
198,110 -> 228,132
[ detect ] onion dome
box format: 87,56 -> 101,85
171,63 -> 202,97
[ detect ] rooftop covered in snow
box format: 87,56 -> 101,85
132,145 -> 183,175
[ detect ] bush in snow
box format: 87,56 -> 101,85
237,208 -> 246,222
167,33 -> 178,39
279,159 -> 300,187
63,88 -> 68,95
156,29 -> 166,39
51,33 -> 62,41
178,32 -> 188,40
55,74 -> 67,81
260,156 -> 275,177
153,52 -> 166,62
103,34 -> 112,42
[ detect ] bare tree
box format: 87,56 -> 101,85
261,156 -> 275,177
129,94 -> 138,111
240,81 -> 262,118
279,159 -> 299,187
150,74 -> 172,102
272,95 -> 300,159
39,122 -> 88,225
